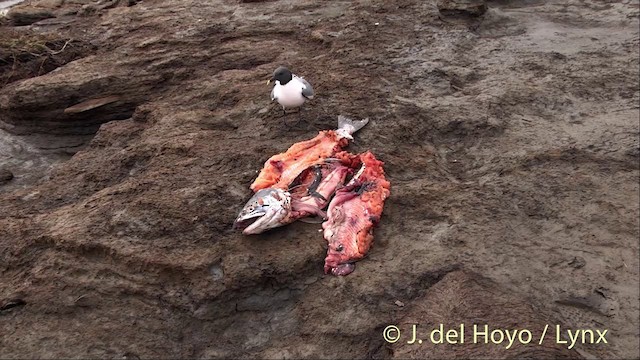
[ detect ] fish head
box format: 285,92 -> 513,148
234,188 -> 292,235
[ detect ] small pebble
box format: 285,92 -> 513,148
0,168 -> 14,185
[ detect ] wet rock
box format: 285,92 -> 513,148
0,298 -> 26,312
63,96 -> 122,114
625,146 -> 639,158
437,0 -> 488,17
310,30 -> 327,43
71,293 -> 98,308
122,352 -> 141,360
392,271 -> 581,359
6,7 -> 56,26
0,29 -> 95,85
236,289 -> 296,312
0,64 -> 159,136
0,0 -> 637,358
208,263 -> 224,280
79,0 -> 140,14
37,0 -> 65,8
555,289 -> 619,317
0,168 -> 13,185
568,256 -> 586,269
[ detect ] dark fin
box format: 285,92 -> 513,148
307,166 -> 327,201
356,181 -> 374,195
310,191 -> 327,202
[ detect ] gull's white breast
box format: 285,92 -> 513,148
273,78 -> 307,109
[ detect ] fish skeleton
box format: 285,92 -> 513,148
233,117 -> 391,277
249,115 -> 369,192
288,162 -> 353,221
234,116 -> 369,234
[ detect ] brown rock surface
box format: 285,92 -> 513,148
0,167 -> 13,184
391,270 -> 581,359
6,7 -> 55,26
0,0 -> 638,359
437,0 -> 488,17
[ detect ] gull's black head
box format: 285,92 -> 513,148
270,66 -> 293,85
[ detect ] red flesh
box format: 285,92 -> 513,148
250,130 -> 349,192
322,151 -> 391,276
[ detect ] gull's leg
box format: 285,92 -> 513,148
282,107 -> 296,128
280,105 -> 287,125
292,108 -> 303,127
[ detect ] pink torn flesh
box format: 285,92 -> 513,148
290,165 -> 350,221
322,183 -> 372,276
312,166 -> 351,201
327,185 -> 359,208
330,263 -> 355,276
324,251 -> 357,276
290,201 -> 327,219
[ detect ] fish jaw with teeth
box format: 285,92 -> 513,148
322,151 -> 390,276
233,188 -> 294,235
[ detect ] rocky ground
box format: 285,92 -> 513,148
0,0 -> 638,358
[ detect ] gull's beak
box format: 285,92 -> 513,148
266,79 -> 271,85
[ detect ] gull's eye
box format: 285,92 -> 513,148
336,244 -> 344,252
